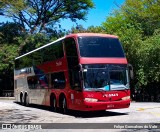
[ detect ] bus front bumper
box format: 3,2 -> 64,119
79,100 -> 130,111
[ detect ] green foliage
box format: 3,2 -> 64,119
18,33 -> 51,55
87,26 -> 104,33
0,22 -> 24,44
137,30 -> 160,84
101,0 -> 160,88
0,22 -> 23,76
0,0 -> 25,11
70,25 -> 104,33
121,0 -> 160,36
0,44 -> 19,73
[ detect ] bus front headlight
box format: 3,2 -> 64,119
84,98 -> 98,102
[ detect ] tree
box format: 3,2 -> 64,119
69,25 -> 104,33
0,22 -> 22,79
0,40 -> 19,93
18,33 -> 50,55
0,0 -> 25,15
137,29 -> 160,85
0,22 -> 24,44
101,0 -> 160,100
0,22 -> 51,93
121,0 -> 160,36
0,0 -> 94,33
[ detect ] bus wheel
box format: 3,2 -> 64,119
25,94 -> 29,107
62,97 -> 68,114
20,93 -> 24,105
51,96 -> 57,112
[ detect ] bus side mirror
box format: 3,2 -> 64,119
128,64 -> 134,79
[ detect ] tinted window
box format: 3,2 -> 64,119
27,74 -> 49,89
51,72 -> 65,89
27,76 -> 40,89
78,37 -> 125,57
32,49 -> 43,66
43,40 -> 64,62
65,38 -> 79,69
15,54 -> 33,69
15,40 -> 64,69
15,59 -> 19,69
69,68 -> 81,90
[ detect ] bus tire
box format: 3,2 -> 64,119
20,93 -> 24,105
62,97 -> 68,114
25,94 -> 29,107
50,95 -> 57,112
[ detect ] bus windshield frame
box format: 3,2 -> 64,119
82,64 -> 129,91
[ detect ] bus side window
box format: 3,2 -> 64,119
38,74 -> 49,89
27,76 -> 40,89
69,69 -> 81,90
51,72 -> 66,89
65,38 -> 79,69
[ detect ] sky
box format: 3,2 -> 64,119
60,0 -> 125,30
0,0 -> 125,30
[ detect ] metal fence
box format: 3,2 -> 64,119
1,90 -> 14,97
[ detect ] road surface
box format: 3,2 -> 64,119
0,100 -> 159,131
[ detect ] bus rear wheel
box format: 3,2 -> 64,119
20,93 -> 24,105
24,94 -> 29,107
50,96 -> 57,112
62,97 -> 68,114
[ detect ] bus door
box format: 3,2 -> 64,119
64,37 -> 82,109
69,69 -> 83,109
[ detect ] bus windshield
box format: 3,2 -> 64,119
78,36 -> 125,57
83,64 -> 129,91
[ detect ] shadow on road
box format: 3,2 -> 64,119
71,110 -> 128,118
15,101 -> 128,118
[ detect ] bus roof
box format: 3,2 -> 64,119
15,33 -> 118,60
66,33 -> 118,38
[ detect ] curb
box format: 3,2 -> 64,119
0,97 -> 15,100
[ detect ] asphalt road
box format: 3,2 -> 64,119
0,100 -> 160,132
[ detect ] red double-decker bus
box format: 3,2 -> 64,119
14,33 -> 131,113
